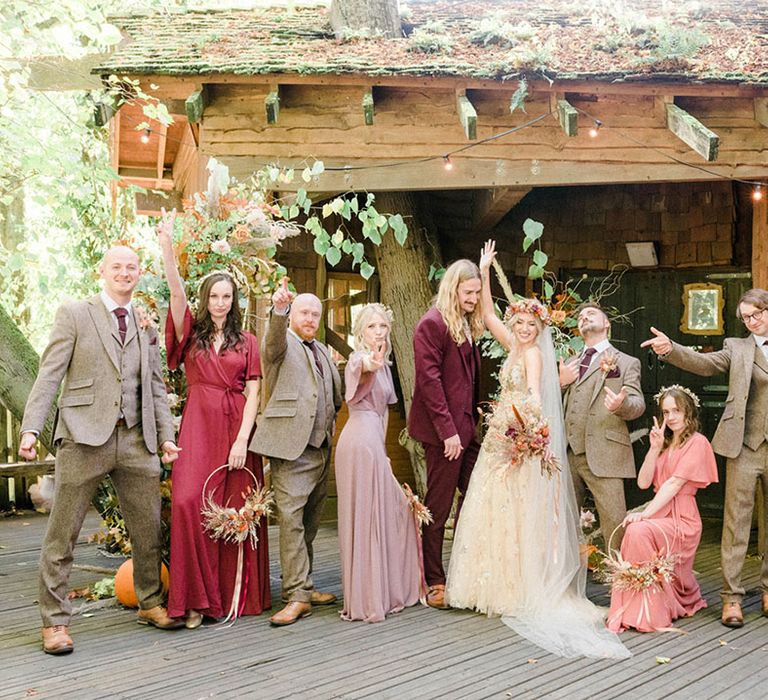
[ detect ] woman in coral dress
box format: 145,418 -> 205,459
158,210 -> 269,628
335,303 -> 423,622
607,385 -> 718,632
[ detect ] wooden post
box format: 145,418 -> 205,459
666,102 -> 720,161
755,98 -> 768,128
362,88 -> 374,126
185,87 -> 206,124
556,99 -> 579,137
753,188 -> 768,289
456,90 -> 477,141
265,87 -> 280,125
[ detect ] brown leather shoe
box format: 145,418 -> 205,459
426,584 -> 450,610
721,601 -> 744,628
309,590 -> 337,606
137,605 -> 185,630
42,625 -> 74,655
762,593 -> 768,617
270,601 -> 312,626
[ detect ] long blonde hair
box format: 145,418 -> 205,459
352,303 -> 394,364
435,259 -> 484,344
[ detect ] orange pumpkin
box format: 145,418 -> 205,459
114,559 -> 170,608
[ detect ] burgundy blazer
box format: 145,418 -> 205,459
408,306 -> 481,447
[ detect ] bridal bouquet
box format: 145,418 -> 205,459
483,400 -> 560,478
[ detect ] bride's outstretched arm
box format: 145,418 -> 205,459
479,240 -> 513,350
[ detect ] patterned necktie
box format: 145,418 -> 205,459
113,307 -> 128,344
303,340 -> 325,379
578,347 -> 597,379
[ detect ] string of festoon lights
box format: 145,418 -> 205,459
121,100 -> 766,202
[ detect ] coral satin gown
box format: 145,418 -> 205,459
607,432 -> 718,632
165,307 -> 270,619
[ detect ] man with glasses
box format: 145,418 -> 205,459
642,288 -> 768,629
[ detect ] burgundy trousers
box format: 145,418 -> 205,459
422,438 -> 480,586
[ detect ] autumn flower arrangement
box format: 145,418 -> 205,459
599,350 -> 620,377
482,398 -> 560,478
402,483 -> 433,527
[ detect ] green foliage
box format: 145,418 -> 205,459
509,79 -> 528,114
408,22 -> 453,54
469,15 -> 536,48
91,577 -> 116,599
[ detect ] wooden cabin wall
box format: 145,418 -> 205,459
201,84 -> 768,189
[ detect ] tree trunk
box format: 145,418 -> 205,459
0,303 -> 55,452
330,0 -> 401,38
374,191 -> 442,496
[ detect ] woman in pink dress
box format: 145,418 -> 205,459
607,385 -> 718,632
157,210 -> 269,628
335,303 -> 423,622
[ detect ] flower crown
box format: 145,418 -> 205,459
653,384 -> 701,408
503,298 -> 552,325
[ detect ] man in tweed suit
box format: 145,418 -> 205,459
250,279 -> 342,626
643,288 -> 768,628
19,246 -> 183,656
560,303 -> 646,547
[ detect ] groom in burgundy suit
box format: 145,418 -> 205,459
408,259 -> 483,609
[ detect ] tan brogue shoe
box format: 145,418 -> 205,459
137,605 -> 185,630
426,584 -> 450,610
269,601 -> 312,626
721,601 -> 744,628
42,625 -> 74,655
762,592 -> 768,617
309,590 -> 337,606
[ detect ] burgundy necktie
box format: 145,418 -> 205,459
304,340 -> 325,379
578,347 -> 597,379
113,307 -> 128,344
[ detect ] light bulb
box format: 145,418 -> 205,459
443,156 -> 453,171
140,128 -> 151,144
754,185 -> 764,202
589,120 -> 602,138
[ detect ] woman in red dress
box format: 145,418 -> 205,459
158,210 -> 269,628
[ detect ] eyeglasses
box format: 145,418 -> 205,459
741,309 -> 766,324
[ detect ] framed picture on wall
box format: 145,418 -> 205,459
680,283 -> 725,335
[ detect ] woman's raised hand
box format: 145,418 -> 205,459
649,416 -> 667,451
366,342 -> 385,372
156,206 -> 177,245
479,239 -> 497,273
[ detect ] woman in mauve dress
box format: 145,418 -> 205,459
157,210 -> 269,629
607,385 -> 718,633
335,303 -> 423,622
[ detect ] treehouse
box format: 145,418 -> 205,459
92,0 -> 768,515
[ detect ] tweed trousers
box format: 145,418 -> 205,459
568,448 -> 627,549
270,444 -> 331,603
721,441 -> 768,602
39,424 -> 165,626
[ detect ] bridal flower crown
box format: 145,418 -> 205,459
653,384 -> 701,408
503,298 -> 552,325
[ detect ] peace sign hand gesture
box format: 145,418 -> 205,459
156,206 -> 176,246
364,342 -> 386,372
649,416 -> 667,451
604,385 -> 627,413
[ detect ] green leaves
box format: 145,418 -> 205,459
522,218 -> 544,252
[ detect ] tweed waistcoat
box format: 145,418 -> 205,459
115,314 -> 142,428
307,350 -> 335,448
743,346 -> 768,451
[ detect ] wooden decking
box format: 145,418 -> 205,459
2,511 -> 768,700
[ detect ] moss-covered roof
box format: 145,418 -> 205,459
94,0 -> 768,84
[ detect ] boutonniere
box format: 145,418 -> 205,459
599,351 -> 620,378
135,304 -> 159,344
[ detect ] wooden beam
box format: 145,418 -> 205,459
155,122 -> 168,182
473,187 -> 532,232
265,86 -> 280,125
362,88 -> 374,126
185,87 -> 207,124
325,327 -> 352,360
456,90 -> 477,141
135,189 -> 183,216
118,174 -> 176,191
665,102 -> 720,161
555,98 -> 578,137
756,98 -> 768,128
753,187 -> 768,289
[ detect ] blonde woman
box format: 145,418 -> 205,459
335,304 -> 423,622
408,259 -> 483,609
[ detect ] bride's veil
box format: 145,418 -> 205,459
500,325 -> 630,659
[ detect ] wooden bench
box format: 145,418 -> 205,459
0,461 -> 55,479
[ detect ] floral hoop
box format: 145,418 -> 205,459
200,464 -> 274,624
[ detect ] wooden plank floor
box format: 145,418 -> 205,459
2,511 -> 768,700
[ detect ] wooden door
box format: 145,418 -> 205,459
567,267 -> 752,514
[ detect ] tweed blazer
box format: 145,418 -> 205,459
21,295 -> 175,453
665,337 -> 764,459
249,313 -> 342,461
563,346 -> 645,478
408,306 -> 481,448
